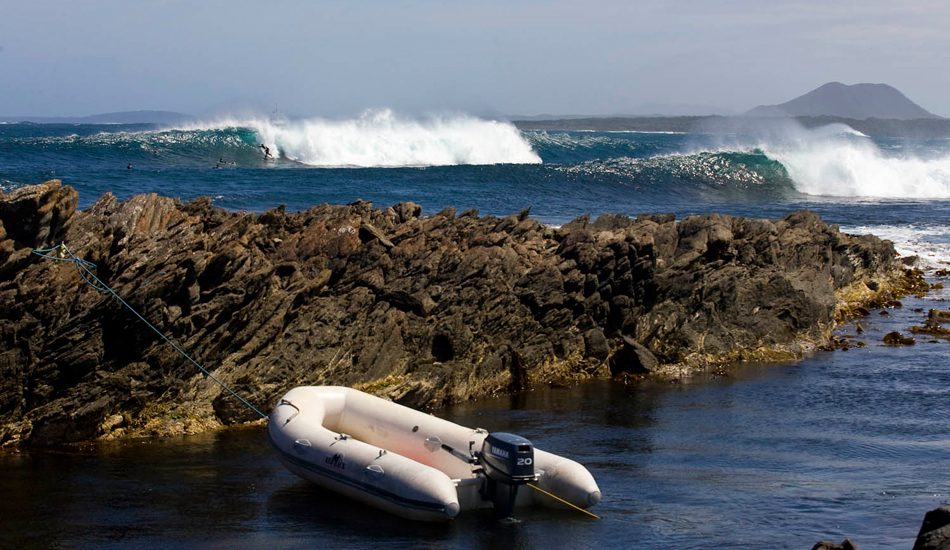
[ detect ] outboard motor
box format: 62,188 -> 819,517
475,432 -> 536,517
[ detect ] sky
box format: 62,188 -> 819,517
1,0 -> 948,118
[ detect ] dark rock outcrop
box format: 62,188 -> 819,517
0,180 -> 78,278
811,539 -> 859,550
913,507 -> 950,550
609,336 -> 658,375
0,182 -> 908,447
812,506 -> 950,550
883,331 -> 916,346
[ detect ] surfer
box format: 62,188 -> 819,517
127,163 -> 133,170
260,144 -> 273,160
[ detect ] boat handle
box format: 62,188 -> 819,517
278,398 -> 300,424
424,436 -> 442,452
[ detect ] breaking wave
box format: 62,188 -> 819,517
4,114 -> 950,203
690,120 -> 950,199
179,110 -> 541,167
765,141 -> 950,199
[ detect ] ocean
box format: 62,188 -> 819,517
1,111 -> 949,549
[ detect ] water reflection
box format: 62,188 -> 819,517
266,482 -> 455,548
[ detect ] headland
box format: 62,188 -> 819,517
0,181 -> 930,448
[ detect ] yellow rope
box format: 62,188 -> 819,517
526,483 -> 601,519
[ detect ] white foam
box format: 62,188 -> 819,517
177,110 -> 541,168
704,121 -> 950,199
765,138 -> 950,199
842,224 -> 950,271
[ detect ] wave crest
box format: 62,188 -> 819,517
843,223 -> 950,272
558,151 -> 795,198
694,120 -> 950,199
179,110 -> 541,168
765,139 -> 950,199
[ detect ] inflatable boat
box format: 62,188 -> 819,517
268,386 -> 601,521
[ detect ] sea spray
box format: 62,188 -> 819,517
179,110 -> 541,167
689,117 -> 950,199
764,138 -> 950,199
842,223 -> 950,271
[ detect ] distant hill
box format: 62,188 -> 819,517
746,82 -> 940,120
0,110 -> 194,125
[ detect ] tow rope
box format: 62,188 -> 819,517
32,243 -> 268,420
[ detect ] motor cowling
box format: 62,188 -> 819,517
476,432 -> 536,517
479,432 -> 535,482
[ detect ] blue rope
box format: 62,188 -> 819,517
32,244 -> 268,420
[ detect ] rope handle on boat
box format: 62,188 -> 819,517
32,243 -> 269,420
277,399 -> 299,424
526,483 -> 601,519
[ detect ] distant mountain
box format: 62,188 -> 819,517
0,110 -> 194,124
746,82 -> 941,120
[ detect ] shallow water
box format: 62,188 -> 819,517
3,291 -> 948,550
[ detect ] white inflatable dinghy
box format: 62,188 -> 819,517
268,386 -> 601,521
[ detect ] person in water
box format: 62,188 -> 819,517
259,144 -> 273,159
127,163 -> 133,169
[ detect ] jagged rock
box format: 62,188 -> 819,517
0,182 -> 907,447
812,539 -> 859,550
609,336 -> 658,374
558,214 -> 590,235
591,213 -> 632,231
637,212 -> 675,224
929,309 -> 950,324
358,222 -> 394,249
0,180 -> 78,277
378,290 -> 427,316
911,324 -> 950,339
883,331 -> 916,346
913,506 -> 950,550
676,213 -> 734,261
0,179 -> 78,250
392,202 -> 422,223
584,329 -> 609,362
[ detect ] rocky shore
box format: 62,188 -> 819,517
0,181 -> 926,448
811,506 -> 950,550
